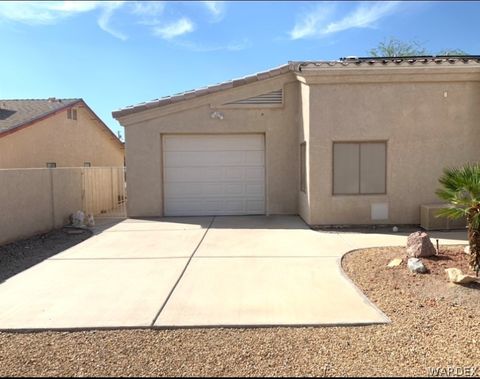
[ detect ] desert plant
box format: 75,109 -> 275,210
369,38 -> 428,57
369,37 -> 468,57
436,163 -> 480,275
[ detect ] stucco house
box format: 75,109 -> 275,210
0,98 -> 124,168
112,56 -> 480,226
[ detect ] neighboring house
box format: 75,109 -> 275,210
112,56 -> 480,226
0,98 -> 124,168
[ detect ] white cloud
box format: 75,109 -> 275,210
98,2 -> 127,41
324,2 -> 400,34
0,1 -> 238,45
131,1 -> 166,28
0,1 -> 106,24
290,2 -> 335,40
0,1 -> 128,39
0,1 -> 69,24
202,1 -> 225,21
153,18 -> 194,39
290,1 -> 401,40
131,1 -> 165,16
49,1 -> 104,13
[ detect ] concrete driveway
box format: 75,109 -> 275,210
0,216 -> 467,330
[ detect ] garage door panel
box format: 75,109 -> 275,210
245,167 -> 264,181
246,199 -> 265,213
202,183 -> 226,196
245,183 -> 265,195
164,134 -> 265,216
165,151 -> 261,167
244,151 -> 265,165
166,168 -> 262,183
164,134 -> 264,152
164,183 -> 201,197
165,200 -> 207,214
165,182 -> 264,198
225,200 -> 244,212
165,198 -> 265,216
224,167 -> 245,180
224,183 -> 244,195
164,167 -> 224,182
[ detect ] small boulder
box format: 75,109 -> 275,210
407,258 -> 427,274
387,258 -> 403,268
71,210 -> 85,227
445,268 -> 478,284
85,214 -> 95,227
406,231 -> 436,258
464,246 -> 471,255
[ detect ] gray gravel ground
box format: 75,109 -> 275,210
0,239 -> 479,377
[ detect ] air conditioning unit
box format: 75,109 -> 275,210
420,204 -> 466,231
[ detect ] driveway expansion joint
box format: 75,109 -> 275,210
150,216 -> 215,327
49,257 -> 192,261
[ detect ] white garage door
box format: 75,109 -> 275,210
163,134 -> 265,216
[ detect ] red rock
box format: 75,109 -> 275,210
406,231 -> 437,258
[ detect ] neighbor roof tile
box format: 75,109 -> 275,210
0,98 -> 81,134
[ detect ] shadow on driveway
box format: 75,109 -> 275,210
0,229 -> 92,285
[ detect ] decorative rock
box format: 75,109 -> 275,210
407,258 -> 428,274
387,258 -> 403,268
85,214 -> 95,227
445,268 -> 478,284
406,231 -> 436,258
464,246 -> 471,255
71,210 -> 85,227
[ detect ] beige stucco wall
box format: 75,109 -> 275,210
0,106 -> 124,168
116,64 -> 480,225
0,168 -> 82,245
0,167 -> 125,246
120,74 -> 300,218
305,72 -> 480,225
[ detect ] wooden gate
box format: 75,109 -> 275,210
81,167 -> 126,217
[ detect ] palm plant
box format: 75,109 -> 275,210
436,163 -> 480,276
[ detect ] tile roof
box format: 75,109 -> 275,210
0,98 -> 81,134
0,98 -> 124,147
112,56 -> 480,118
294,55 -> 480,71
112,64 -> 292,118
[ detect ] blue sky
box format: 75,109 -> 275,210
0,1 -> 478,137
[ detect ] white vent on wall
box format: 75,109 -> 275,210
371,203 -> 389,221
223,89 -> 283,105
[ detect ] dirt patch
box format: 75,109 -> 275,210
0,238 -> 479,377
0,228 -> 92,284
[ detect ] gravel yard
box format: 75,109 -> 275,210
0,234 -> 479,377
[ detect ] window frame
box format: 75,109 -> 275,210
46,162 -> 57,168
67,108 -> 77,120
83,162 -> 91,167
332,141 -> 387,196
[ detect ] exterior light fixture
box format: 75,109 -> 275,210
210,111 -> 224,120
